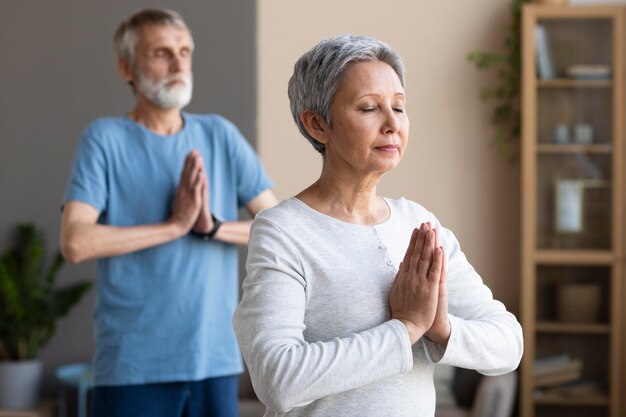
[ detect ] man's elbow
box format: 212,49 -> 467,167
60,233 -> 86,264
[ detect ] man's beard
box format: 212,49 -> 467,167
135,71 -> 193,110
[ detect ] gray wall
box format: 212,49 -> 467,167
0,1 -> 256,394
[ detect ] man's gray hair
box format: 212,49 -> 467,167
287,34 -> 405,155
113,8 -> 192,66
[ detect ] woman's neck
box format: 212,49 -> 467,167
297,166 -> 388,225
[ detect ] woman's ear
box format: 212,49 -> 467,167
300,110 -> 329,144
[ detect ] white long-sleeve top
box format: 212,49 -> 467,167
233,197 -> 523,417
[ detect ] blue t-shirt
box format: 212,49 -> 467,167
64,113 -> 273,386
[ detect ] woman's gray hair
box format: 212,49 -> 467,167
113,8 -> 192,66
288,34 -> 405,155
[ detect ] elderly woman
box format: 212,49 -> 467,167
233,34 -> 523,417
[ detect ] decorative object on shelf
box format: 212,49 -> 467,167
535,24 -> 555,79
467,0 -> 531,158
565,64 -> 611,80
556,282 -> 601,322
553,123 -> 570,144
554,179 -> 584,233
573,123 -> 594,144
0,224 -> 92,410
552,179 -> 612,249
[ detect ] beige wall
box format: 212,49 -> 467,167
257,0 -> 520,314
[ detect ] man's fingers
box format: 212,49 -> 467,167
186,154 -> 205,190
181,151 -> 204,188
181,151 -> 197,181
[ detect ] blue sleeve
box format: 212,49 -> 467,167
223,120 -> 273,208
63,129 -> 108,213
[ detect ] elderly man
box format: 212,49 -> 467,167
60,8 -> 277,417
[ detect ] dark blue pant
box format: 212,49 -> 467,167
92,374 -> 239,417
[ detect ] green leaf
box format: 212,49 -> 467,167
466,0 -> 530,160
0,223 -> 92,360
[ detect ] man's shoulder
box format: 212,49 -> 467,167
184,112 -> 236,132
81,116 -> 130,143
85,115 -> 128,132
185,113 -> 252,153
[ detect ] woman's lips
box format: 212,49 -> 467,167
375,145 -> 399,152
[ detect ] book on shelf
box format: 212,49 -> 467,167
534,354 -> 571,371
535,369 -> 581,387
535,24 -> 555,79
566,64 -> 611,80
533,354 -> 583,387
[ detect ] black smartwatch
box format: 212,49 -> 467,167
191,214 -> 223,241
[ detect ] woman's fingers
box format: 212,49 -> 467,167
400,222 -> 443,285
410,223 -> 428,270
420,223 -> 434,261
401,229 -> 418,273
416,229 -> 436,283
440,244 -> 447,285
428,246 -> 444,283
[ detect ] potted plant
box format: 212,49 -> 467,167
467,0 -> 531,160
0,223 -> 91,410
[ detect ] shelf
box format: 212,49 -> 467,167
536,143 -> 612,154
534,392 -> 610,407
537,79 -> 612,88
534,250 -> 615,265
536,322 -> 610,334
522,5 -> 622,417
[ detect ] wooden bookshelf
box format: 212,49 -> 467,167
521,5 -> 622,417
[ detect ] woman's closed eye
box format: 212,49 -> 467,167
359,103 -> 405,113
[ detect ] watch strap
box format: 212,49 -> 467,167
191,214 -> 223,241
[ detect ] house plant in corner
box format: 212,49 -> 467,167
467,0 -> 531,160
0,223 -> 91,410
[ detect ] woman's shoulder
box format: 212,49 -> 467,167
385,196 -> 435,221
254,197 -> 310,225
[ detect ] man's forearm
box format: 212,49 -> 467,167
61,221 -> 184,263
212,220 -> 253,246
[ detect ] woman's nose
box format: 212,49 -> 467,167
382,108 -> 400,134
